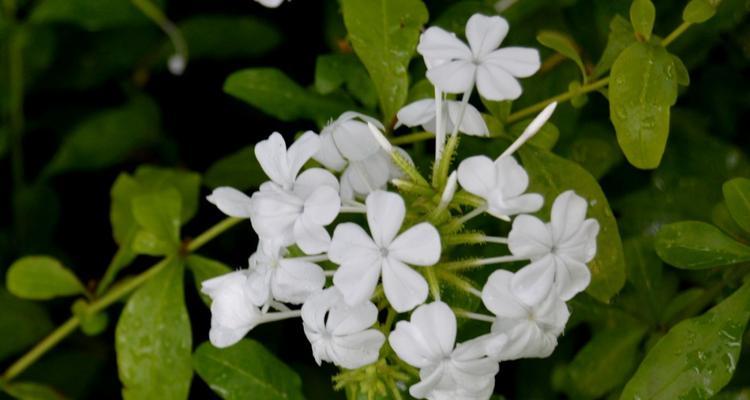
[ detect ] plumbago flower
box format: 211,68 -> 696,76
201,12 -> 599,400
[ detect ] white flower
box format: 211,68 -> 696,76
508,190 -> 599,304
330,191 -> 441,312
314,112 -> 403,200
481,269 -> 569,361
255,131 -> 320,191
457,155 -> 543,219
254,0 -> 286,9
417,13 -> 540,101
207,186 -> 254,218
397,99 -> 488,137
389,302 -> 499,400
245,240 -> 326,308
201,271 -> 263,348
301,288 -> 385,369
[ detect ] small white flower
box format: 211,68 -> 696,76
301,288 -> 385,369
457,155 -> 543,219
246,240 -> 326,308
255,131 -> 320,191
481,270 -> 569,361
417,13 -> 540,101
206,186 -> 254,218
201,271 -> 263,348
254,0 -> 286,9
389,302 -> 499,400
397,99 -> 489,137
314,112 -> 403,200
330,191 -> 441,312
508,190 -> 599,304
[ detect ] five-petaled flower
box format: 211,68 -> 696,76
508,190 -> 599,304
302,288 -> 386,369
417,14 -> 541,101
397,98 -> 489,137
330,190 -> 441,312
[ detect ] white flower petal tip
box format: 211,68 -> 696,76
507,190 -> 598,302
367,122 -> 393,153
418,12 -> 540,101
206,187 -> 254,218
167,54 -> 186,76
201,271 -> 263,348
441,171 -> 458,205
499,101 -> 557,160
254,0 -> 285,7
389,302 -> 499,399
302,288 -> 385,369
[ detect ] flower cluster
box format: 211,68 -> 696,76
202,13 -> 598,400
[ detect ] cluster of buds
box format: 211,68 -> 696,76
202,13 -> 598,400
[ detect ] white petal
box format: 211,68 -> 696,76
201,270 -> 248,298
366,191 -> 405,247
466,14 -> 509,58
293,168 -> 340,199
313,130 -> 347,171
511,255 -> 556,306
410,301 -> 456,357
409,364 -> 447,399
208,284 -> 261,348
345,155 -> 391,195
206,187 -> 254,218
332,119 -> 380,161
550,190 -> 589,243
255,132 -> 293,188
507,214 -> 553,258
286,131 -> 320,179
490,193 -> 544,217
389,322 -> 440,368
481,270 -> 528,319
555,256 -> 591,301
397,99 -> 437,128
245,265 -> 272,307
457,155 -> 497,198
272,259 -> 325,304
294,219 -> 331,255
327,301 -> 379,335
494,155 -> 529,197
483,47 -> 541,78
426,60 -> 477,94
249,187 -> 301,239
301,287 -> 340,333
558,219 -> 599,262
417,27 -> 472,64
302,186 -> 340,225
476,63 -> 522,101
446,101 -> 488,136
382,258 -> 429,312
332,257 -> 382,306
331,330 -> 386,369
328,222 -> 378,264
389,223 -> 441,266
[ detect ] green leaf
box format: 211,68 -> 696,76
224,68 -> 356,126
537,30 -> 587,82
43,97 -> 161,177
609,42 -> 678,169
340,0 -> 428,123
655,221 -> 750,269
480,98 -> 512,123
0,288 -> 53,362
193,340 -> 304,400
29,0 -> 164,31
630,0 -> 656,41
1,381 -> 67,400
670,54 -> 690,86
204,146 -> 265,191
115,259 -> 192,400
509,119 -> 559,150
593,15 -> 636,78
131,188 -> 182,255
519,146 -> 626,302
186,255 -> 231,307
314,53 -> 378,109
6,256 -> 86,300
683,0 -> 718,23
624,237 -> 664,323
723,177 -> 750,234
169,16 -> 281,62
565,122 -> 624,180
563,325 -> 647,399
620,281 -> 750,400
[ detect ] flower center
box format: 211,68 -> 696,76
379,247 -> 390,258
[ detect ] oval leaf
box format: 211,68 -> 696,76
723,177 -> 750,234
193,340 -> 304,400
620,281 -> 750,400
655,221 -> 750,269
609,42 -> 678,169
115,259 -> 192,400
0,288 -> 53,361
630,0 -> 656,41
683,0 -> 718,23
6,256 -> 86,300
519,146 -> 626,303
537,30 -> 586,81
341,0 -> 428,124
186,255 -> 231,307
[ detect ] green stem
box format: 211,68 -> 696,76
506,77 -> 609,124
391,131 -> 433,145
1,217 -> 242,382
424,266 -> 441,301
662,21 -> 691,47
